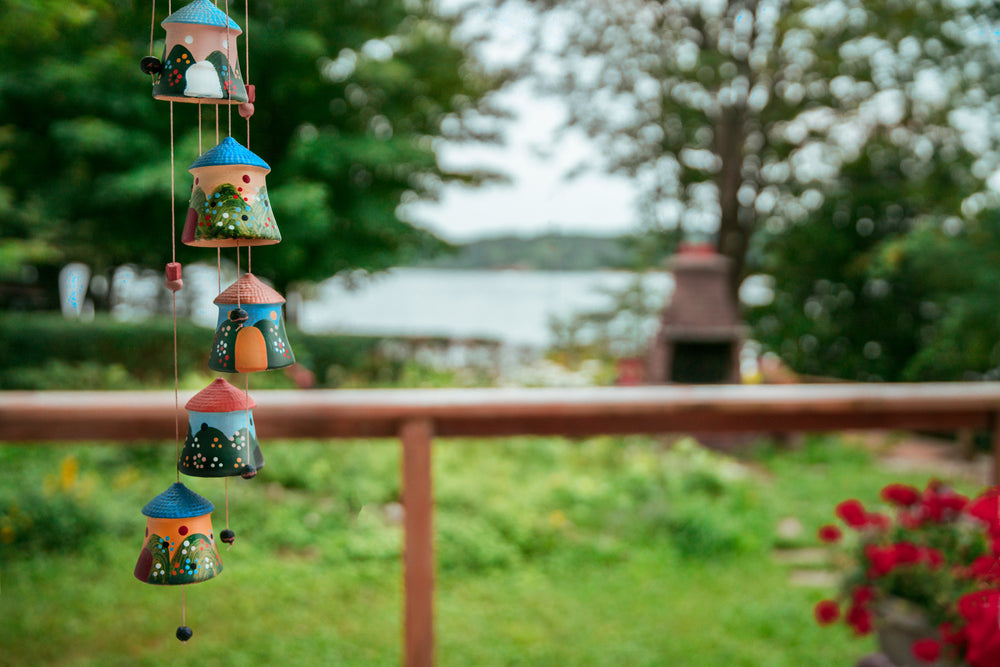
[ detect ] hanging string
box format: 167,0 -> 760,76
225,0 -> 233,138
244,370 -> 252,485
198,103 -> 203,154
170,101 -> 181,482
236,242 -> 242,308
149,0 -> 157,56
181,585 -> 187,638
217,248 -> 222,294
172,293 -> 180,481
215,105 -> 220,145
245,0 -> 251,148
248,247 -> 252,274
170,105 -> 176,264
225,476 -> 231,545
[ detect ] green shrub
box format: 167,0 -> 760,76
0,313 -> 390,388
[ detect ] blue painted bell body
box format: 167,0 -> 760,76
178,378 -> 264,478
208,274 -> 294,373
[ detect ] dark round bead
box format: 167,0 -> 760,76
140,56 -> 163,75
176,626 -> 193,642
240,466 -> 258,480
229,308 -> 249,324
220,529 -> 236,545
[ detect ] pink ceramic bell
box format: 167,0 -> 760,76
149,0 -> 248,103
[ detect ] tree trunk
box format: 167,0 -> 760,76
714,105 -> 751,299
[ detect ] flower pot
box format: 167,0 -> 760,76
876,598 -> 958,667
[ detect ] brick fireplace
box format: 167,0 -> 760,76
647,243 -> 746,384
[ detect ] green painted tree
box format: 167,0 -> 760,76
0,0 -> 504,302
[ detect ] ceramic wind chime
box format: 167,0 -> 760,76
136,0 -> 293,643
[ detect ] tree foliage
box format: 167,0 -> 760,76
0,0 -> 504,297
511,0 -> 1000,379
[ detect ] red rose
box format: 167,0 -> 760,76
813,599 -> 839,625
817,524 -> 842,543
865,512 -> 891,531
881,483 -> 920,507
852,586 -> 874,607
845,603 -> 873,635
939,621 -> 964,646
966,556 -> 1000,583
911,638 -> 941,663
941,493 -> 968,512
958,590 -> 1000,667
968,493 -> 1000,533
836,499 -> 868,528
865,544 -> 898,577
920,484 -> 967,522
894,541 -> 921,566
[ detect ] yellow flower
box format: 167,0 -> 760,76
548,509 -> 568,528
58,456 -> 79,491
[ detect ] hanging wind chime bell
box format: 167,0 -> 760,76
144,0 -> 249,103
134,483 -> 223,586
182,137 -> 280,247
209,273 -> 295,373
134,483 -> 223,642
179,377 -> 264,479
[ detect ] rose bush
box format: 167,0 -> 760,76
814,481 -> 1000,666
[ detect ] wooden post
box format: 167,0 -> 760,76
400,418 -> 435,667
992,412 -> 1000,486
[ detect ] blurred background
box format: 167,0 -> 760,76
4,0 -> 1000,664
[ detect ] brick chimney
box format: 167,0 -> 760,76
647,243 -> 746,384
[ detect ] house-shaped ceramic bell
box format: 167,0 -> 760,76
182,137 -> 280,247
178,377 -> 264,478
150,0 -> 248,103
209,273 -> 295,373
134,483 -> 222,585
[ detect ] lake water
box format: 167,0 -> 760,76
300,268 -> 675,349
109,265 -> 769,352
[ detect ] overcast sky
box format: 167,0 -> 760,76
407,1 -> 642,242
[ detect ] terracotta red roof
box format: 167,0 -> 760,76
186,377 -> 257,412
214,273 -> 285,305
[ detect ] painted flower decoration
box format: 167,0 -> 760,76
815,480 -> 1000,666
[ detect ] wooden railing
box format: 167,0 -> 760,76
3,383 -> 1000,666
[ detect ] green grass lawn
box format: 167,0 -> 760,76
0,434 -> 983,666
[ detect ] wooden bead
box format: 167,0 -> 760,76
140,56 -> 162,74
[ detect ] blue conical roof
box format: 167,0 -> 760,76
189,137 -> 270,171
142,482 -> 214,518
163,0 -> 241,32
